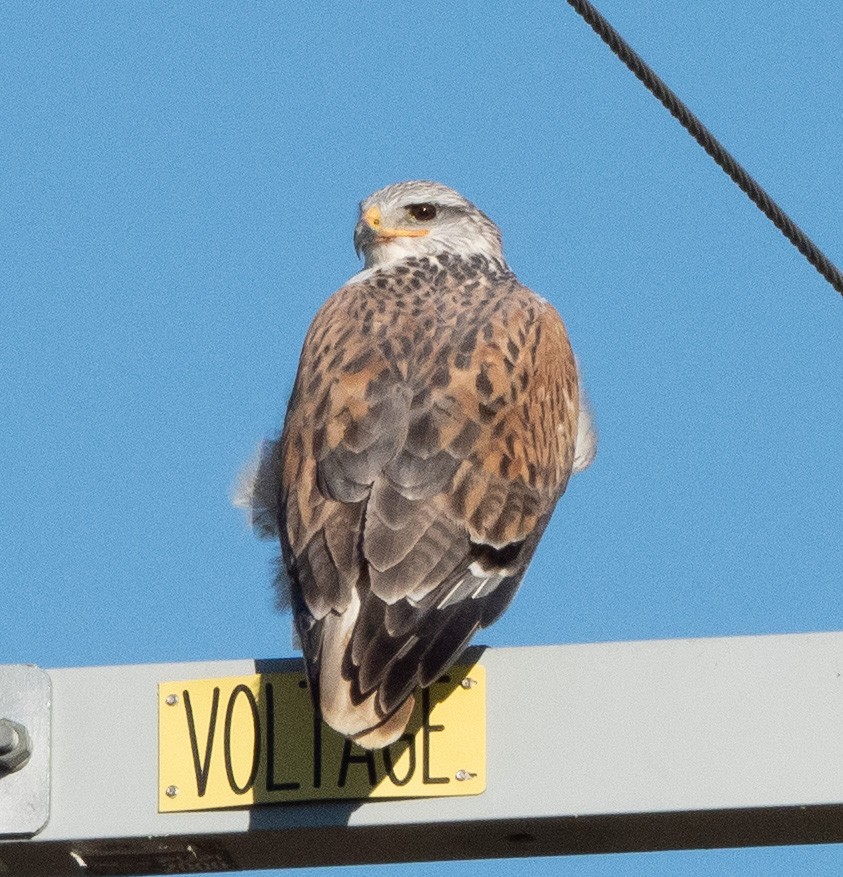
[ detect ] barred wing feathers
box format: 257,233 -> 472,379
276,258 -> 580,747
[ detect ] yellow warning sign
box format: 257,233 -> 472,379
158,663 -> 486,811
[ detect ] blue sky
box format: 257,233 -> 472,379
2,2 -> 841,874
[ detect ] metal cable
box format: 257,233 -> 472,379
565,0 -> 843,298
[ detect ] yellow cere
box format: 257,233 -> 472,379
363,205 -> 382,228
158,662 -> 486,812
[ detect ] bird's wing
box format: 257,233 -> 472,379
279,274 -> 580,746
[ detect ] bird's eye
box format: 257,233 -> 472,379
406,203 -> 437,222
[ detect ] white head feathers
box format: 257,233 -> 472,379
353,180 -> 506,270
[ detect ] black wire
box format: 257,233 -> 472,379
565,0 -> 843,298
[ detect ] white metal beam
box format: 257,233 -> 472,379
2,631 -> 843,875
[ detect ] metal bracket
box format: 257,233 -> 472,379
0,665 -> 51,838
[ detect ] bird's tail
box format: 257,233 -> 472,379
306,590 -> 416,750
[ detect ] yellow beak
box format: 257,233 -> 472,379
362,206 -> 429,240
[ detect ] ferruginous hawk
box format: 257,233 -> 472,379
238,181 -> 596,748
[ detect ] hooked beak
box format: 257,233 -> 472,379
354,205 -> 429,256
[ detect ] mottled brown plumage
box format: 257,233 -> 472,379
239,181 -> 595,748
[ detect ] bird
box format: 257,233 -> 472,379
237,180 -> 596,749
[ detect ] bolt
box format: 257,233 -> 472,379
165,694 -> 179,706
165,785 -> 179,798
455,769 -> 475,782
460,677 -> 476,689
0,723 -> 18,754
0,719 -> 32,774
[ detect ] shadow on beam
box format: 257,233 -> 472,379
5,804 -> 843,875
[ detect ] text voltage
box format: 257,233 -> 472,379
158,663 -> 486,811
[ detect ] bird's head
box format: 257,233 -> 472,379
353,180 -> 505,269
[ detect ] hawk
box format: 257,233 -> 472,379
239,181 -> 596,748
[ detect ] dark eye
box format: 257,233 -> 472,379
406,203 -> 437,222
